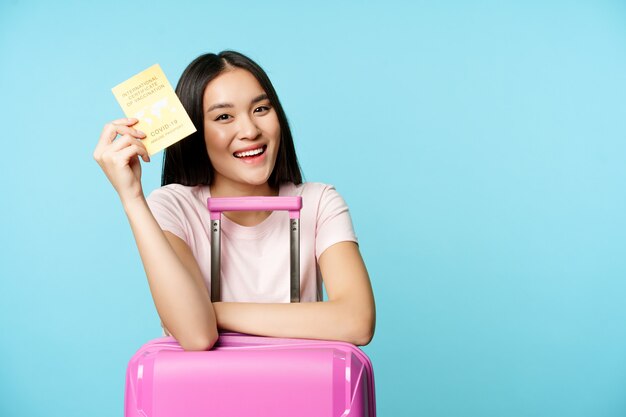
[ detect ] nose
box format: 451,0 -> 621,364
237,114 -> 261,141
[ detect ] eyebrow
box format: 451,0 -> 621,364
206,93 -> 269,113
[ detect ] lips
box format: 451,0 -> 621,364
233,145 -> 267,158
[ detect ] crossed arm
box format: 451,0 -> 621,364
125,196 -> 376,351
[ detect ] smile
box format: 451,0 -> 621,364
233,145 -> 267,158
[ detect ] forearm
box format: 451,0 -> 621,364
123,196 -> 217,350
213,242 -> 376,346
213,299 -> 374,346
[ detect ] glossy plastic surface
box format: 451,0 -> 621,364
125,333 -> 375,417
207,196 -> 303,220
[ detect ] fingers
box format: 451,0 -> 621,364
96,118 -> 147,149
100,133 -> 150,163
110,134 -> 150,162
94,118 -> 149,162
93,118 -> 150,200
94,131 -> 150,167
116,141 -> 150,164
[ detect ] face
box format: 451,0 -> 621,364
202,67 -> 281,195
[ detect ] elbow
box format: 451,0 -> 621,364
350,322 -> 375,346
355,331 -> 374,347
175,326 -> 219,351
346,309 -> 376,346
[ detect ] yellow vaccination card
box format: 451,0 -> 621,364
111,64 -> 196,156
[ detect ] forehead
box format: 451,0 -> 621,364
203,68 -> 266,106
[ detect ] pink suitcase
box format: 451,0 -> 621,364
124,196 -> 376,416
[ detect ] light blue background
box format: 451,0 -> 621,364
1,1 -> 625,416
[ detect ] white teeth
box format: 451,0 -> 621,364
234,147 -> 264,158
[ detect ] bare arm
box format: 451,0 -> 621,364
93,118 -> 218,351
124,200 -> 218,350
213,241 -> 376,346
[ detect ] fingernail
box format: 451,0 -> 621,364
137,130 -> 146,137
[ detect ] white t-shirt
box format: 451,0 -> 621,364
146,182 -> 357,303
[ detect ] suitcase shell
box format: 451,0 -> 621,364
124,333 -> 376,417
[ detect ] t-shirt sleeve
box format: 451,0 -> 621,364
315,185 -> 358,258
146,187 -> 189,243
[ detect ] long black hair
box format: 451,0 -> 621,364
161,51 -> 302,187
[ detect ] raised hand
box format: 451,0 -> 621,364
93,118 -> 150,204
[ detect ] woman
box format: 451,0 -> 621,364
94,51 -> 375,351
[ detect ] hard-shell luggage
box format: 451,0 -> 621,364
124,196 -> 376,416
125,333 -> 375,416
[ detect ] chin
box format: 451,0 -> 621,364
241,175 -> 272,187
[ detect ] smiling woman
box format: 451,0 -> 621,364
93,50 -> 375,352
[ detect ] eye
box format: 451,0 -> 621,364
214,114 -> 231,121
254,105 -> 271,114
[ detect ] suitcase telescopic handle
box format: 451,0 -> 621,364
207,196 -> 302,303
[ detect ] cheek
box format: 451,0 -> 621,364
273,124 -> 281,140
203,126 -> 230,150
264,115 -> 281,142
